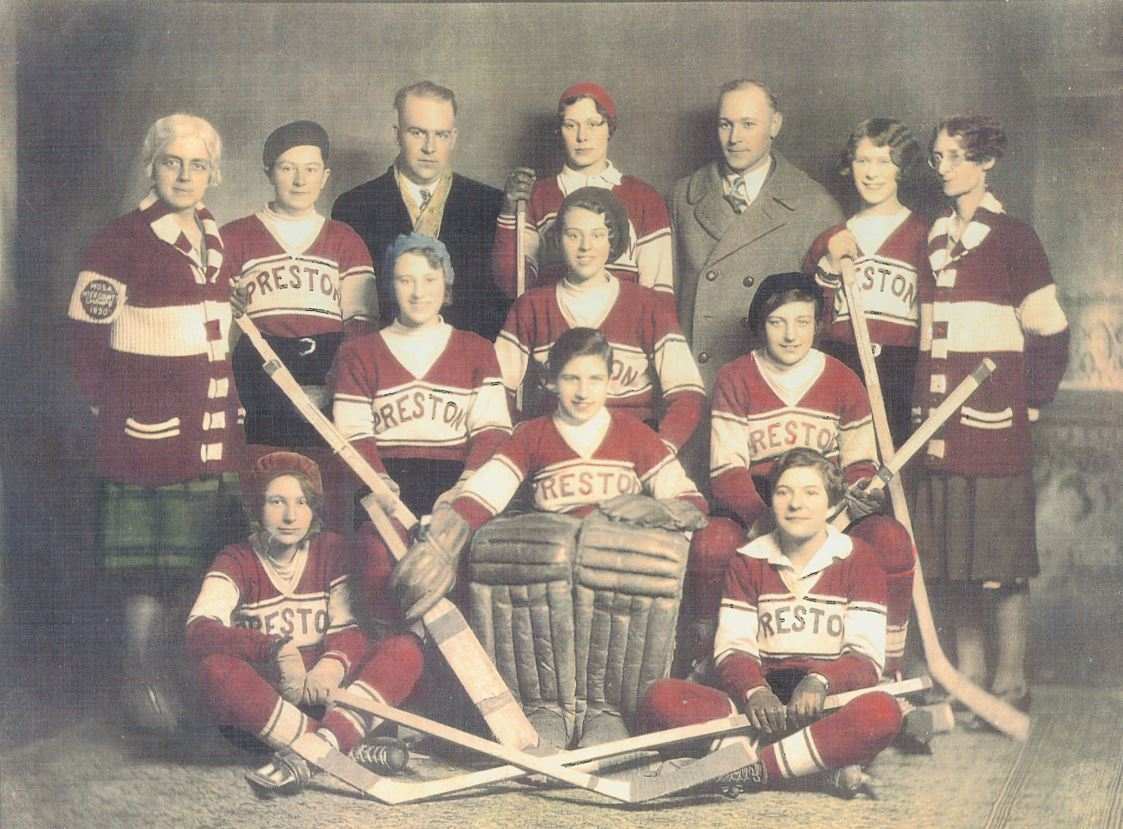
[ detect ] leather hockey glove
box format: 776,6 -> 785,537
271,637 -> 306,705
599,494 -> 708,531
302,657 -> 346,707
844,477 -> 887,521
390,505 -> 472,621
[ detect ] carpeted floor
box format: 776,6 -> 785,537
2,685 -> 1121,829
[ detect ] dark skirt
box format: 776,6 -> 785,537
820,340 -> 917,451
354,457 -> 465,527
908,470 -> 1038,583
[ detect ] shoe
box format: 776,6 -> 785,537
351,737 -> 410,776
894,708 -> 935,755
712,761 -> 767,799
245,747 -> 313,798
825,765 -> 878,800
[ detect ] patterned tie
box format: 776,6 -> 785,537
418,188 -> 432,212
727,176 -> 750,214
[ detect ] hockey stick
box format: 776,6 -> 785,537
320,677 -> 926,804
514,197 -> 528,413
234,315 -> 538,750
840,258 -> 1030,741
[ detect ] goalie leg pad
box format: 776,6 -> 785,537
574,514 -> 690,743
468,513 -> 583,748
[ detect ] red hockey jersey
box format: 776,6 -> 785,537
221,212 -> 376,338
186,531 -> 367,673
495,276 -> 704,453
333,326 -> 512,476
454,410 -> 706,529
710,350 -> 877,526
803,211 -> 929,348
715,528 -> 887,699
492,164 -> 674,297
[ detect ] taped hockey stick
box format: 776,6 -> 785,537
318,677 -> 926,803
234,315 -> 538,750
840,258 -> 1030,741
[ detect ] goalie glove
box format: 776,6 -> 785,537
598,494 -> 708,532
390,505 -> 472,621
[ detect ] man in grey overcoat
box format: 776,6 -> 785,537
671,79 -> 843,390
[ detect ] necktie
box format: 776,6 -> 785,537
727,176 -> 750,214
418,189 -> 432,212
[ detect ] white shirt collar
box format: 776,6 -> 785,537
558,160 -> 623,195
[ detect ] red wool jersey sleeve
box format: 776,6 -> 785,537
834,364 -> 879,484
643,290 -> 705,453
453,418 -> 539,530
708,359 -> 768,527
331,332 -> 389,476
185,545 -> 277,662
67,220 -> 132,406
462,336 -> 515,471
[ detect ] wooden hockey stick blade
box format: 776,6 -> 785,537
629,739 -> 759,803
236,315 -> 538,750
332,691 -> 632,802
911,558 -> 1031,741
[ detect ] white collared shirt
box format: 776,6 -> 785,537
558,160 -> 624,196
723,155 -> 772,206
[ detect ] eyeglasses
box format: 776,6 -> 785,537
561,119 -> 608,133
927,150 -> 970,170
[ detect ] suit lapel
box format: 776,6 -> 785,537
706,191 -> 788,267
691,163 -> 736,243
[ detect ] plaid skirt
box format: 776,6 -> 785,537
908,470 -> 1039,584
97,472 -> 247,592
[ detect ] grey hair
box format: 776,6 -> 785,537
141,113 -> 223,185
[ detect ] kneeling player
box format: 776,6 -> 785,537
686,272 -> 915,678
186,452 -> 423,796
641,448 -> 901,796
392,328 -> 708,747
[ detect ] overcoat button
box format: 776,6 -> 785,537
698,352 -> 710,364
742,276 -> 754,287
705,271 -> 718,281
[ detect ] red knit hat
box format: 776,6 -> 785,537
558,82 -> 617,121
242,451 -> 324,508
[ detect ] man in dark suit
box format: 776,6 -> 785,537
333,81 -> 509,340
671,79 -> 843,390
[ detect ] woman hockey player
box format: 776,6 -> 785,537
187,451 -> 422,796
684,272 -> 916,680
331,233 -> 512,612
802,117 -> 929,447
911,116 -> 1068,721
640,447 -> 902,798
495,186 -> 704,455
392,328 -> 707,747
66,113 -> 245,733
493,82 -> 675,296
226,120 -> 377,529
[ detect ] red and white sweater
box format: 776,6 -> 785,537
221,211 -> 376,338
186,531 -> 366,672
803,210 -> 930,348
914,194 -> 1069,476
492,163 -> 674,297
67,194 -> 244,486
715,527 -> 887,699
454,409 -> 706,530
710,350 -> 877,527
332,325 -> 512,476
495,276 -> 704,454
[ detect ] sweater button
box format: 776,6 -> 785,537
705,270 -> 718,282
742,276 -> 754,287
698,351 -> 710,364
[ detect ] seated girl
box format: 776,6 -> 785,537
186,451 -> 423,796
641,447 -> 901,798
